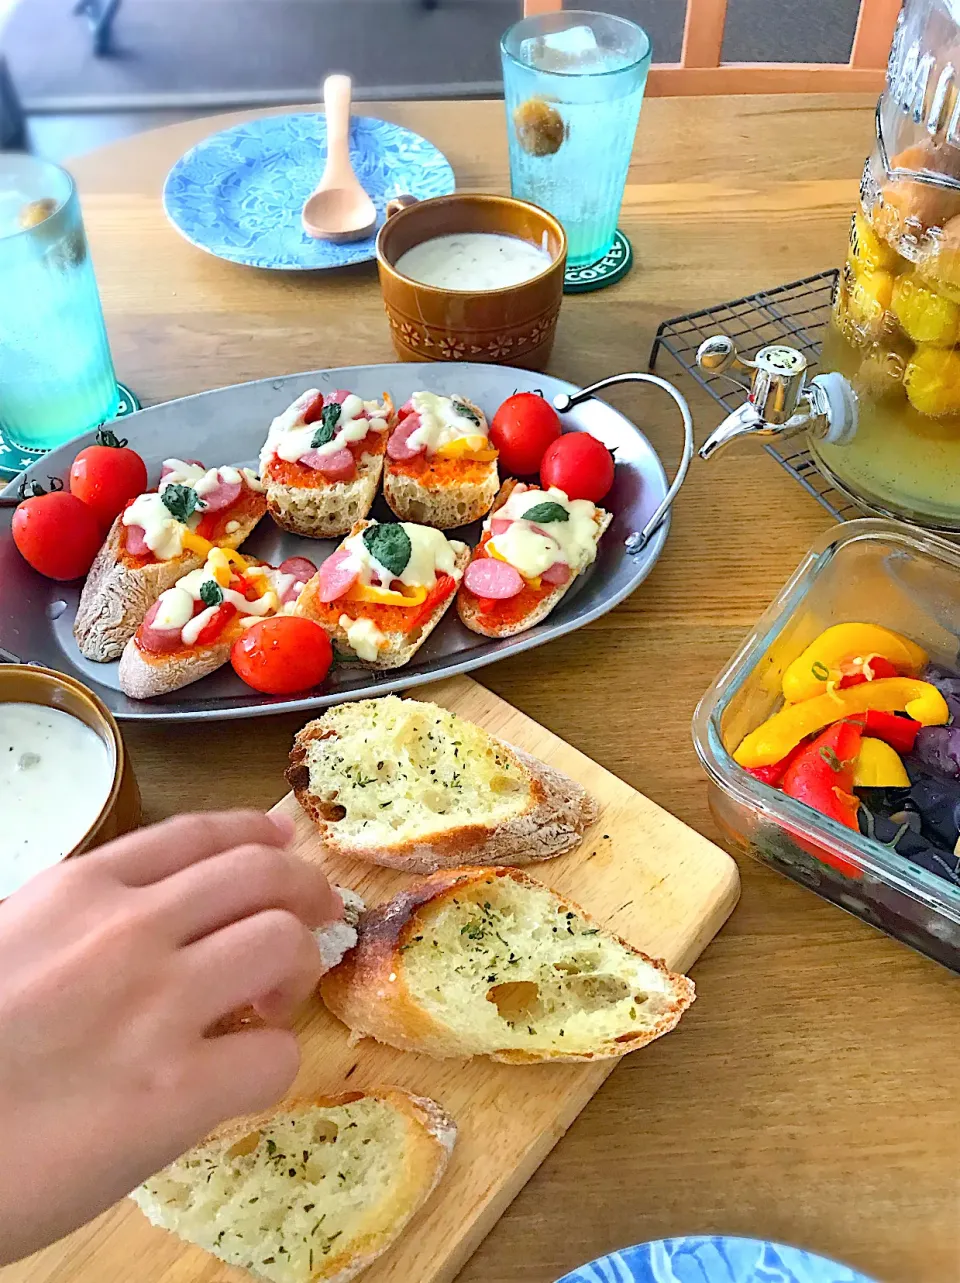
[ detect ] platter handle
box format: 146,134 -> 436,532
553,371 -> 694,554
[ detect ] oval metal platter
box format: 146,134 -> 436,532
0,362 -> 670,722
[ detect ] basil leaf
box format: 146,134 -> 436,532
311,403 -> 342,449
161,483 -> 205,524
362,523 -> 412,578
522,501 -> 569,524
200,580 -> 224,608
452,399 -> 480,426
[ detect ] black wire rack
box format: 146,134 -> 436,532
648,268 -> 866,523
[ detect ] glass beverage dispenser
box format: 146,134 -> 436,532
698,0 -> 960,530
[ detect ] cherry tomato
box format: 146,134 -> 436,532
540,432 -> 615,502
12,481 -> 103,581
489,392 -> 562,476
231,616 -> 333,695
69,429 -> 148,528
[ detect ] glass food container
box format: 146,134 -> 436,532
697,0 -> 960,531
693,519 -> 960,972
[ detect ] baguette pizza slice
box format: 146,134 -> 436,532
74,459 -> 267,662
321,866 -> 695,1064
260,388 -> 394,539
383,391 -> 498,529
118,548 -> 318,700
457,480 -> 611,639
295,519 -> 469,669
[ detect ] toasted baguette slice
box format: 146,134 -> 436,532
457,480 -> 612,640
321,867 -> 695,1064
286,696 -> 598,873
266,447 -> 386,540
382,460 -> 498,530
74,502 -> 264,663
130,1089 -> 455,1283
295,524 -> 469,670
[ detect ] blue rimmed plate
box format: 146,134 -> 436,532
558,1238 -> 877,1283
162,113 -> 455,271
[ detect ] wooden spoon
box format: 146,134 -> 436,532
301,75 -> 377,243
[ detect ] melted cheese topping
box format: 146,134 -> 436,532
123,493 -> 190,561
260,390 -> 389,470
150,554 -> 286,646
405,392 -> 488,455
338,614 -> 386,661
487,485 -> 602,579
122,462 -> 260,560
341,522 -> 466,591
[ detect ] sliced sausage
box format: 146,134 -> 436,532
124,523 -> 151,556
541,560 -> 571,586
298,447 -> 356,480
387,413 -> 424,461
463,556 -> 524,600
489,516 -> 512,536
197,475 -> 243,512
138,600 -> 187,654
316,548 -> 359,603
304,388 -> 353,424
279,556 -> 318,584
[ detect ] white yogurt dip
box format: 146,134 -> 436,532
394,232 -> 554,291
0,703 -> 114,898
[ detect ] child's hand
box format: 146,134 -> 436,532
0,810 -> 341,1263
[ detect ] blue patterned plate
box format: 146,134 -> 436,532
162,113 -> 455,270
558,1238 -> 877,1283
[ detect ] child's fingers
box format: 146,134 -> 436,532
93,810 -> 295,886
177,909 -> 323,1032
154,843 -> 342,944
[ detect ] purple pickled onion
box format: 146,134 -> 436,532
912,725 -> 960,780
921,663 -> 960,700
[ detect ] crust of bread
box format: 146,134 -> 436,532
73,505 -> 264,663
457,483 -> 613,639
382,461 -> 498,530
117,633 -> 235,700
320,867 -> 696,1063
286,728 -> 597,874
136,1088 -> 455,1283
294,520 -> 470,670
266,449 -> 385,540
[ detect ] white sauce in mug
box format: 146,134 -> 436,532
0,703 -> 114,898
394,232 -> 554,291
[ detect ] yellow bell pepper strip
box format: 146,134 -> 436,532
435,436 -> 499,462
734,677 -> 949,769
344,582 -> 428,608
853,738 -> 911,789
781,623 -> 928,702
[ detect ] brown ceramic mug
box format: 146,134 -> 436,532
376,193 -> 567,371
0,666 -> 141,885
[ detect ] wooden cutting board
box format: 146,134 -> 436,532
6,676 -> 739,1283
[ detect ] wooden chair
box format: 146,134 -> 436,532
521,0 -> 901,94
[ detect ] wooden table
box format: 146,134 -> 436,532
23,95 -> 960,1283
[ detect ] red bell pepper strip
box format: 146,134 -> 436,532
409,573 -> 455,632
836,655 -> 899,688
781,721 -> 863,877
855,709 -> 922,755
192,601 -> 237,647
745,742 -> 804,787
